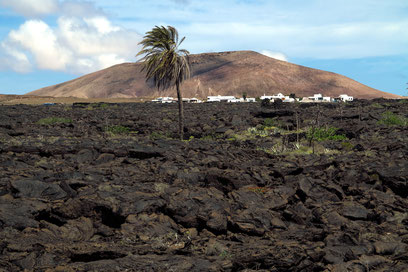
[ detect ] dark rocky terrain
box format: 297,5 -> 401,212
0,99 -> 407,271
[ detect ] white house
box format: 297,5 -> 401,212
307,94 -> 331,102
207,95 -> 236,102
338,94 -> 353,102
227,97 -> 257,102
182,97 -> 203,103
260,93 -> 285,100
303,94 -> 332,102
189,98 -> 203,103
227,98 -> 244,103
283,97 -> 296,103
261,93 -> 295,102
308,94 -> 322,101
151,97 -> 176,103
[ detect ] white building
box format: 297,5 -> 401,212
182,97 -> 203,103
227,97 -> 257,103
306,94 -> 331,102
260,93 -> 295,102
207,95 -> 236,102
283,97 -> 296,103
227,98 -> 244,103
338,94 -> 353,102
151,97 -> 176,103
260,93 -> 285,101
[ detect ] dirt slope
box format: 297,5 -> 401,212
28,51 -> 401,99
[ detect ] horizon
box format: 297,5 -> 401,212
0,0 -> 407,96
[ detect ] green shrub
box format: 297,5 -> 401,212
104,125 -> 130,135
182,136 -> 195,142
341,141 -> 353,151
37,117 -> 72,125
378,112 -> 407,126
263,118 -> 277,127
247,127 -> 269,137
370,103 -> 383,109
307,126 -> 347,141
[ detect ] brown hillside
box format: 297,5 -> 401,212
27,51 -> 401,99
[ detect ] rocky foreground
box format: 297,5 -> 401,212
0,100 -> 407,271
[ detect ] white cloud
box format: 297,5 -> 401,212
0,42 -> 31,73
6,20 -> 72,71
260,50 -> 288,62
0,0 -> 58,17
0,2 -> 142,74
83,17 -> 120,34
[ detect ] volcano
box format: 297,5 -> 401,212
28,51 -> 401,99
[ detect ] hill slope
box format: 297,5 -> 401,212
28,51 -> 400,99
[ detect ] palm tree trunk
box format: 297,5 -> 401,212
176,81 -> 184,140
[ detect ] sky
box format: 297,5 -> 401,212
0,0 -> 407,96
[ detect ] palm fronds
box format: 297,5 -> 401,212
137,26 -> 190,90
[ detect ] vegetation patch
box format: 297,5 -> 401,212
341,141 -> 354,151
263,118 -> 281,128
104,125 -> 131,135
257,143 -> 338,156
37,117 -> 72,125
306,126 -> 347,142
370,103 -> 384,109
378,111 -> 408,126
150,131 -> 171,140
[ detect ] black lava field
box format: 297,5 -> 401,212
0,99 -> 407,271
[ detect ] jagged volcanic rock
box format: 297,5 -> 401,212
0,100 -> 407,271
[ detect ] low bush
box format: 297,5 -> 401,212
307,126 -> 347,142
263,118 -> 279,128
378,111 -> 407,126
341,141 -> 354,151
104,125 -> 130,135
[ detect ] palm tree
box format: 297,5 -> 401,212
136,25 -> 190,140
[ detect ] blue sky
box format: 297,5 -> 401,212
0,0 -> 407,96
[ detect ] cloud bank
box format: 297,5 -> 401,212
0,0 -> 142,74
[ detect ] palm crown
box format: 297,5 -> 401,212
136,25 -> 190,90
